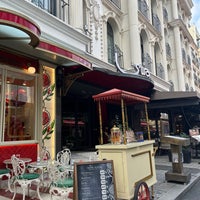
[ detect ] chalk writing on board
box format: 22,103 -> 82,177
74,160 -> 116,200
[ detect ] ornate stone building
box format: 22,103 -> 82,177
0,0 -> 199,154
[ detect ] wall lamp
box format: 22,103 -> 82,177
27,66 -> 36,74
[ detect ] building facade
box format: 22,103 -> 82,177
0,0 -> 199,157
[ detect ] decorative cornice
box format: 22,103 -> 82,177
168,19 -> 193,44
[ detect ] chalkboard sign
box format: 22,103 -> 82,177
73,160 -> 117,200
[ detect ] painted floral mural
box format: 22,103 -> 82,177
42,68 -> 55,146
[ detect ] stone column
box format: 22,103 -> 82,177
70,0 -> 83,30
171,0 -> 185,90
128,0 -> 141,64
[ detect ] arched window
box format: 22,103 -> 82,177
107,22 -> 115,65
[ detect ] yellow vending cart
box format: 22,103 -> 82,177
93,88 -> 157,200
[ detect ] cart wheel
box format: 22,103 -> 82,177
133,182 -> 150,200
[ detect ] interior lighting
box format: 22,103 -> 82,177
27,66 -> 36,74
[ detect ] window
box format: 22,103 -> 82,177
31,0 -> 54,13
107,22 -> 115,65
1,68 -> 36,142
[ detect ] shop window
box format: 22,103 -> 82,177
2,70 -> 36,141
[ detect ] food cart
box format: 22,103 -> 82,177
93,88 -> 157,200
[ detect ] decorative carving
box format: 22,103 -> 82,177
138,23 -> 147,32
91,0 -> 101,40
149,36 -> 159,46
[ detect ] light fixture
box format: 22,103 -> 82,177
27,66 -> 36,74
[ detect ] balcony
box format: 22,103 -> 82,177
138,0 -> 149,20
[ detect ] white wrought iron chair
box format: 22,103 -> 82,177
0,168 -> 12,192
11,155 -> 42,200
56,148 -> 71,166
47,161 -> 73,200
56,148 -> 73,178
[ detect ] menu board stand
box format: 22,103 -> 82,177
73,160 -> 117,200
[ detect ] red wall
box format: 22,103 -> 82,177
0,144 -> 37,168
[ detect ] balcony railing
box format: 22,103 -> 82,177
109,0 -> 121,9
152,14 -> 161,33
138,0 -> 149,20
30,0 -> 70,23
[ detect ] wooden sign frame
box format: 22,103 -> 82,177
73,160 -> 117,200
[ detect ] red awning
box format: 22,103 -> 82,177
92,88 -> 150,105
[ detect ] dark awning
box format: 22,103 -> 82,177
149,91 -> 200,109
79,67 -> 154,96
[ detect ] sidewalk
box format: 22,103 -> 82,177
153,155 -> 200,200
71,152 -> 200,200
0,152 -> 199,200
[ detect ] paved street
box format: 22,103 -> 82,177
177,178 -> 200,200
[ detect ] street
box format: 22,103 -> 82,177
178,179 -> 200,200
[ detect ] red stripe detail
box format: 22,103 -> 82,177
38,41 -> 92,69
0,10 -> 41,36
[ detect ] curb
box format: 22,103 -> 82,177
175,173 -> 200,200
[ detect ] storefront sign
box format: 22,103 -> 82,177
115,52 -> 150,78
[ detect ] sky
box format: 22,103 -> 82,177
191,0 -> 200,31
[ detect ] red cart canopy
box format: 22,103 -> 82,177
92,88 -> 150,104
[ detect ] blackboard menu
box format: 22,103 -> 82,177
74,160 -> 117,200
